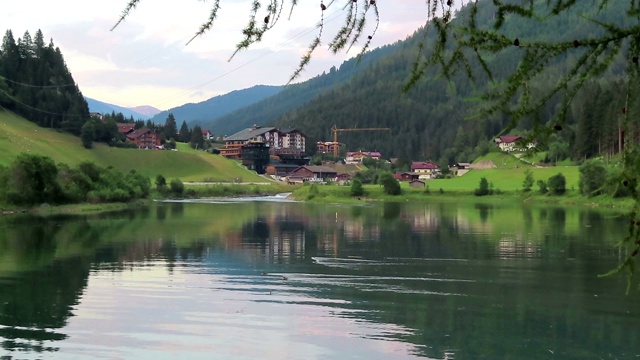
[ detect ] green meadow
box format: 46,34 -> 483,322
0,110 -> 265,182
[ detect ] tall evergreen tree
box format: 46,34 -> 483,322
190,124 -> 204,150
179,120 -> 190,143
164,113 -> 178,140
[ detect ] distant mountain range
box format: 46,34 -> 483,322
149,85 -> 285,129
84,97 -> 161,120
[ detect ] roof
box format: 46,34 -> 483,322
225,126 -> 277,141
411,161 -> 439,170
346,151 -> 382,157
117,123 -> 135,133
280,128 -> 307,137
498,135 -> 523,143
126,127 -> 155,140
305,166 -> 338,173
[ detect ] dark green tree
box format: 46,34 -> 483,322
164,113 -> 178,141
80,120 -> 96,149
522,169 -> 534,192
170,178 -> 185,196
190,124 -> 204,150
179,120 -> 191,143
4,153 -> 60,205
547,173 -> 567,195
579,159 -> 606,197
474,177 -> 490,196
379,172 -> 401,195
350,178 -> 365,197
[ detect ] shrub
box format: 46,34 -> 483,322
537,180 -> 548,194
170,178 -> 185,196
547,173 -> 566,195
350,178 -> 365,197
522,169 -> 534,192
379,172 -> 401,195
474,177 -> 490,196
579,159 -> 606,197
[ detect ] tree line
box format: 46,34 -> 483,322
0,153 -> 151,206
0,29 -> 89,134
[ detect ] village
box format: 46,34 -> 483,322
114,119 -> 537,188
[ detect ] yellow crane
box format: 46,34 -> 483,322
330,125 -> 390,157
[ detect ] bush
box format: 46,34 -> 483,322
579,159 -> 606,197
474,177 -> 490,196
547,173 -> 566,195
537,179 -> 548,194
170,178 -> 185,196
350,178 -> 365,197
379,172 -> 401,195
522,169 -> 534,192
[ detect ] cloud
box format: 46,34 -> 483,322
2,0 -> 430,109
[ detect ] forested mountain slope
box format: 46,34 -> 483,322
264,0 -> 635,165
203,43 -> 398,136
150,85 -> 284,129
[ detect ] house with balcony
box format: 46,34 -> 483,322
494,135 -> 536,152
345,151 -> 382,164
126,127 -> 162,149
411,161 -> 440,180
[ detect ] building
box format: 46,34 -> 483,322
494,135 -> 536,152
345,151 -> 382,164
286,166 -> 338,184
117,122 -> 135,135
126,127 -> 162,149
202,129 -> 214,141
221,125 -> 307,164
241,141 -> 270,174
411,161 -> 440,180
316,141 -> 340,155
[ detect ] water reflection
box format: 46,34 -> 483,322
0,201 -> 638,359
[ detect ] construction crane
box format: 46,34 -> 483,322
331,125 -> 390,157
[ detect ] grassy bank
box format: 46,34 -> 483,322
290,181 -> 634,211
0,110 -> 264,182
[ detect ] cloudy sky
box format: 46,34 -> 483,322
3,0 -> 427,110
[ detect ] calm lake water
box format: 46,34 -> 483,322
1,198 -> 639,359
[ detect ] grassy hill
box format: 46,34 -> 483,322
0,110 -> 265,182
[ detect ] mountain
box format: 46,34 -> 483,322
216,0 -> 629,165
201,44 -> 397,137
85,97 -> 151,120
149,85 -> 284,129
130,105 -> 161,117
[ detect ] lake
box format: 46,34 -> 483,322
1,198 -> 639,359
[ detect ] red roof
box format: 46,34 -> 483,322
498,135 -> 523,143
117,123 -> 135,133
411,161 -> 439,170
126,127 -> 155,140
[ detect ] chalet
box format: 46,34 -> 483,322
336,173 -> 352,185
494,135 -> 536,152
126,127 -> 162,149
411,161 -> 440,180
266,163 -> 300,180
317,141 -> 339,154
286,165 -> 338,184
345,151 -> 382,164
395,172 -> 420,182
202,129 -> 213,141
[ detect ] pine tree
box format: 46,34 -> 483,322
179,120 -> 190,143
164,113 -> 178,140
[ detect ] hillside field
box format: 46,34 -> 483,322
0,111 -> 265,182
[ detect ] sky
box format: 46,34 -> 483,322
2,0 -> 428,111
